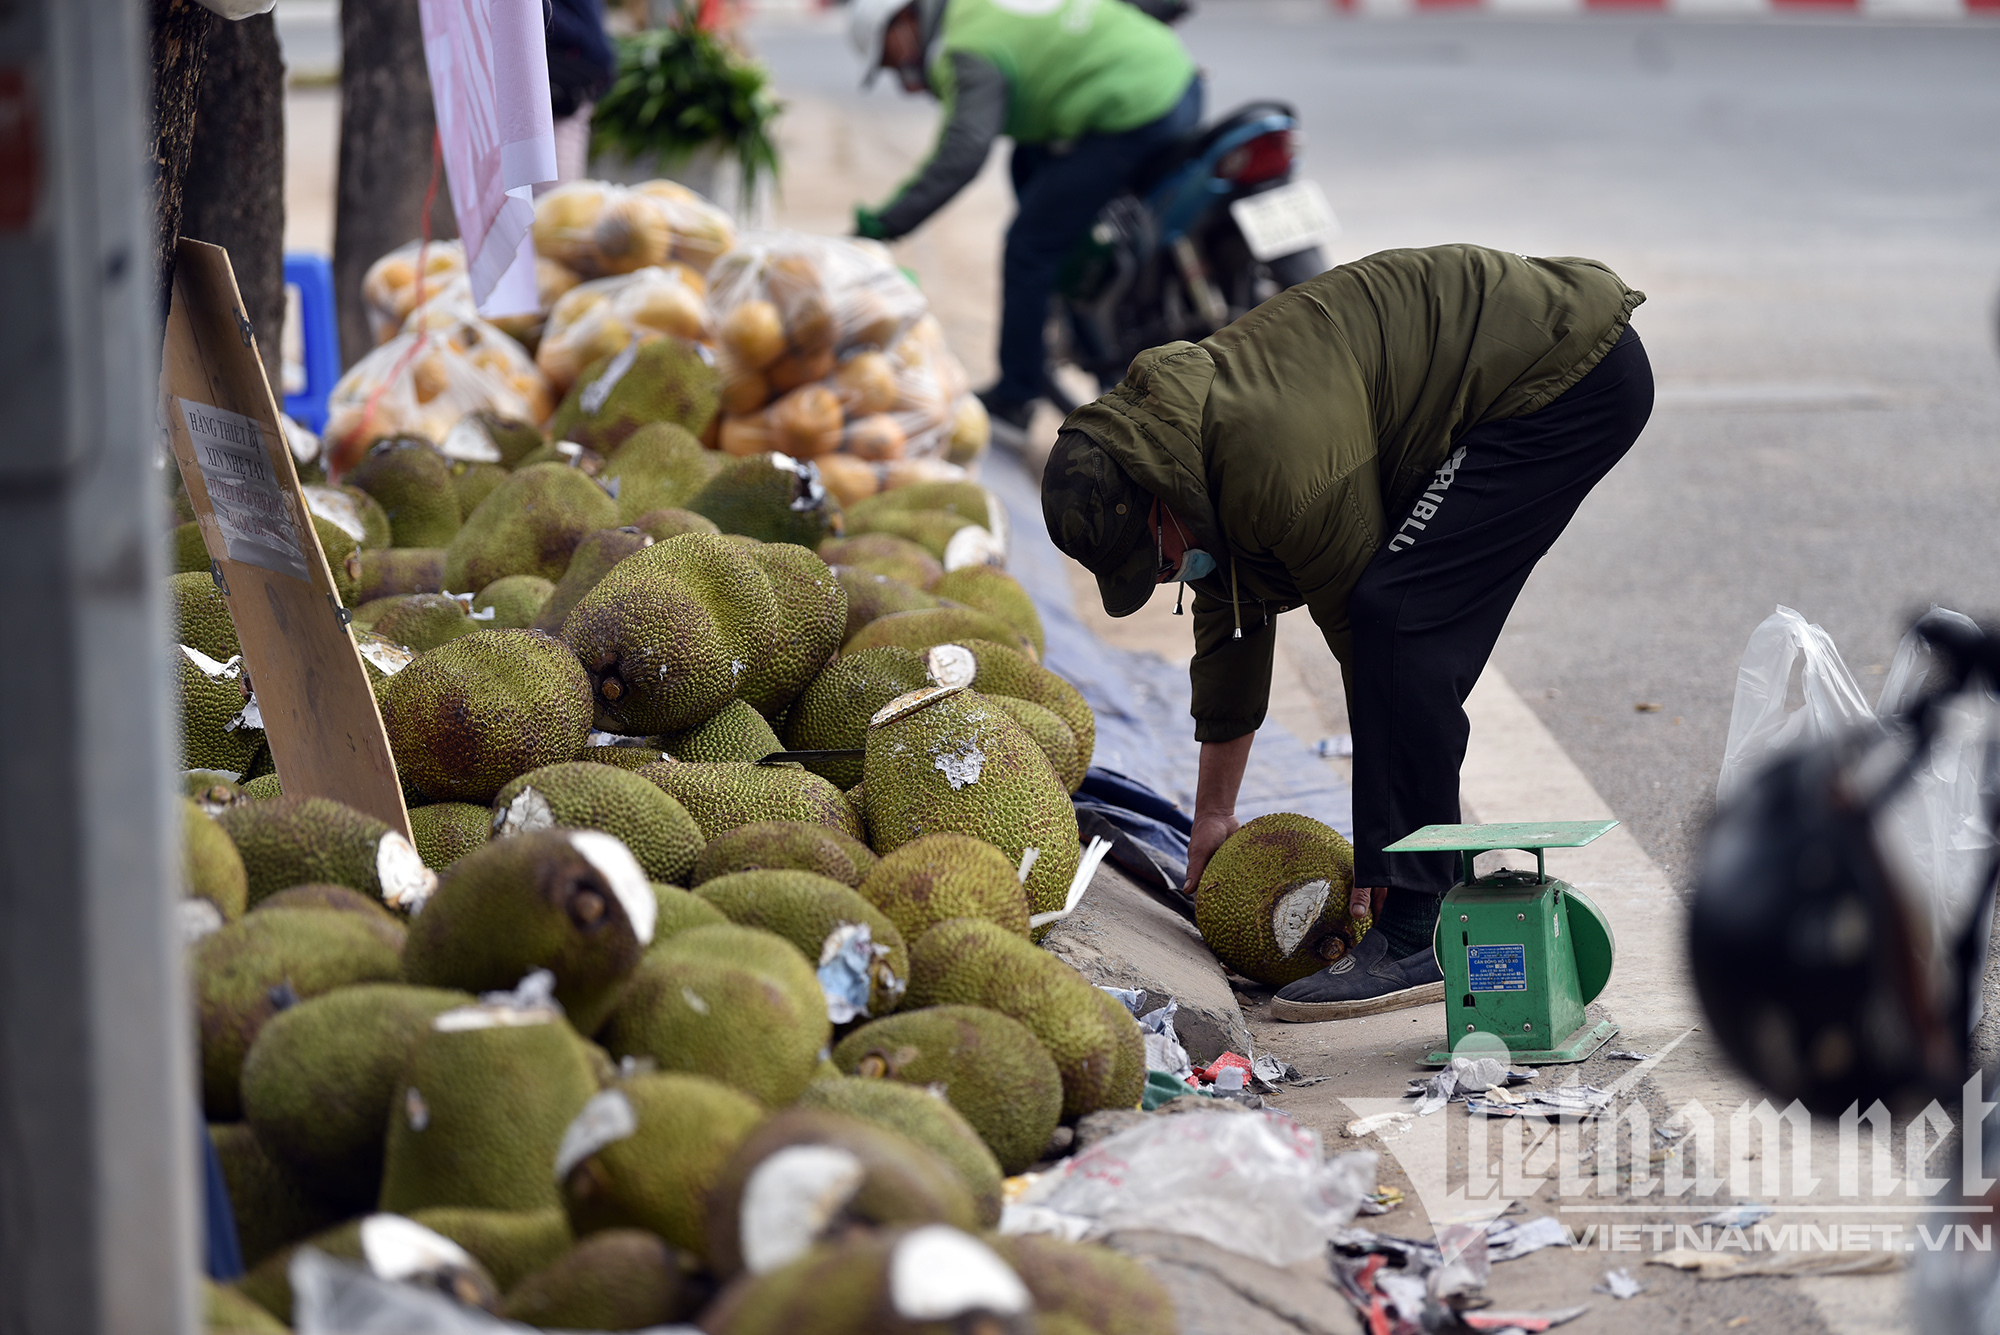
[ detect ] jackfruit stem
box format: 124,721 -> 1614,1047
599,675 -> 625,702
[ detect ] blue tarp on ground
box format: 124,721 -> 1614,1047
982,449 -> 1353,838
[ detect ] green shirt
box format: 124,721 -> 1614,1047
1063,244 -> 1645,743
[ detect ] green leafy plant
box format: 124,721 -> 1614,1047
590,9 -> 783,211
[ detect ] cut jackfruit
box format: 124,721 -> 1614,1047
1194,811 -> 1361,986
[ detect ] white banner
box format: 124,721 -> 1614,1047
419,0 -> 558,318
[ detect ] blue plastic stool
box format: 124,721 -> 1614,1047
283,252 -> 341,434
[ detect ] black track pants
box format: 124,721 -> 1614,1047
1351,326 -> 1654,957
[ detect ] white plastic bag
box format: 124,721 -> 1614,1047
1004,1110 -> 1375,1267
1715,605 -> 1877,804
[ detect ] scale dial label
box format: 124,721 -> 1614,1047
1467,943 -> 1528,992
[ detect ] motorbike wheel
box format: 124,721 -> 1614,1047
1264,247 -> 1327,291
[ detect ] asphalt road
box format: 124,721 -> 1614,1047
758,6 -> 2000,896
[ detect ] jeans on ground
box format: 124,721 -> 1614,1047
994,79 -> 1203,405
1349,326 -> 1655,959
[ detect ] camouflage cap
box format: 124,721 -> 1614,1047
1040,427 -> 1158,618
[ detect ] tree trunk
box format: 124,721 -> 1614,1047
146,0 -> 215,319
333,0 -> 458,369
181,13 -> 287,398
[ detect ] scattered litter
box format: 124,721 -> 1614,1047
1345,1109 -> 1416,1139
816,922 -> 892,1024
1462,1307 -> 1590,1331
1332,1213 -> 1572,1272
1100,985 -> 1148,1014
1468,1084 -> 1615,1120
1193,1052 -> 1253,1086
1605,1050 -> 1652,1061
1406,1057 -> 1537,1115
1486,1215 -> 1574,1263
1315,734 -> 1354,757
1247,1048 -> 1301,1089
1596,1267 -> 1644,1299
1696,1204 -> 1774,1228
1363,1186 -> 1405,1215
1135,999 -> 1192,1083
1329,1218 -> 1586,1335
1635,702 -> 1663,712
1649,1249 -> 1898,1280
1004,1109 -> 1376,1267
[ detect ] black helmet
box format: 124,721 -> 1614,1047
1690,614 -> 2000,1118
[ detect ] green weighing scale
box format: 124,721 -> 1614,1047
1381,821 -> 1620,1065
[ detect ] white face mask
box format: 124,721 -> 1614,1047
1157,507 -> 1214,583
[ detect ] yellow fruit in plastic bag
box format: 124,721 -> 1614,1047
594,196 -> 673,274
832,351 -> 898,416
816,454 -> 880,507
844,414 -> 906,462
767,347 -> 836,396
719,416 -> 778,457
717,348 -> 771,417
786,293 -> 835,357
631,278 -> 709,343
721,300 -> 785,371
769,384 -> 844,460
413,352 -> 451,404
550,286 -> 608,328
845,290 -> 902,350
663,261 -> 707,298
539,258 -> 582,304
946,394 -> 990,465
533,183 -> 610,267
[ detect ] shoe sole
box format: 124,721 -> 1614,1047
1268,980 -> 1445,1023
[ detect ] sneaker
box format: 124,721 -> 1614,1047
1268,930 -> 1445,1022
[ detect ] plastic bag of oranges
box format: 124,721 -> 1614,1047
533,265 -> 714,393
323,326 -> 544,477
361,240 -> 468,344
530,179 -> 736,281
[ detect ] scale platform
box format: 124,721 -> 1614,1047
1384,821 -> 1621,1066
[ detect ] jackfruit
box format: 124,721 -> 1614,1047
254,882 -> 403,920
500,1229 -> 704,1330
304,482 -> 393,550
239,983 -> 473,1209
931,566 -> 1043,657
704,1109 -> 978,1281
204,1278 -> 290,1334
378,998 -> 603,1214
214,794 -> 434,910
904,918 -> 1143,1120
849,480 -> 997,530
581,743 -> 672,772
841,508 -> 982,563
185,770 -> 243,808
184,796 -> 249,921
604,421 -> 722,523
451,459 -> 511,519
408,802 -> 491,870
832,1005 -> 1061,1175
692,821 -> 876,889
443,463 -> 621,592
739,543 -> 847,717
193,907 -> 406,1118
602,924 -> 828,1107
988,1235 -> 1174,1335
516,439 -> 607,473
171,571 -> 240,660
663,698 -> 781,764
846,606 -> 1036,661
556,1073 -> 765,1259
652,881 -> 731,936
548,339 -> 721,454
176,644 -> 260,774
314,516 -> 366,607
1194,812 -> 1361,986
928,641 -> 1094,793
561,533 -> 780,734
701,1225 -> 1034,1335
379,629 -> 595,804
473,411 -> 551,468
356,547 -> 447,602
779,647 -> 929,789
490,762 -> 703,885
362,593 -> 479,651
173,520 -> 211,574
472,574 -> 554,629
696,871 -> 907,1016
533,526 -> 655,633
236,773 -> 282,802
862,686 -> 1079,916
630,505 -> 721,542
208,1122 -> 347,1271
856,833 -> 1030,943
795,1077 -> 1002,1226
820,533 -> 943,591
834,568 -> 942,642
986,696 -> 1078,798
236,1207 -> 574,1321
347,438 -> 463,548
640,761 -> 864,842
686,453 -> 842,549
402,829 -> 659,1036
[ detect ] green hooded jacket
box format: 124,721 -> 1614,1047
1062,244 -> 1645,743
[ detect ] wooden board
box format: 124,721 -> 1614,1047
162,239 -> 411,837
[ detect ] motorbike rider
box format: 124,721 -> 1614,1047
1043,244 -> 1653,1021
848,0 -> 1200,437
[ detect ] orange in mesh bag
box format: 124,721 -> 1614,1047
361,240 -> 468,345
323,327 -> 540,480
536,266 -> 714,393
530,179 -> 736,281
719,383 -> 844,460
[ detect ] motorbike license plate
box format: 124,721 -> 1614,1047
1228,181 -> 1338,263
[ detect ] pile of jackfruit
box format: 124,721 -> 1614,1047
174,330 -> 1180,1329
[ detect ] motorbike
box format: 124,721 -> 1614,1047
1042,99 -> 1335,411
